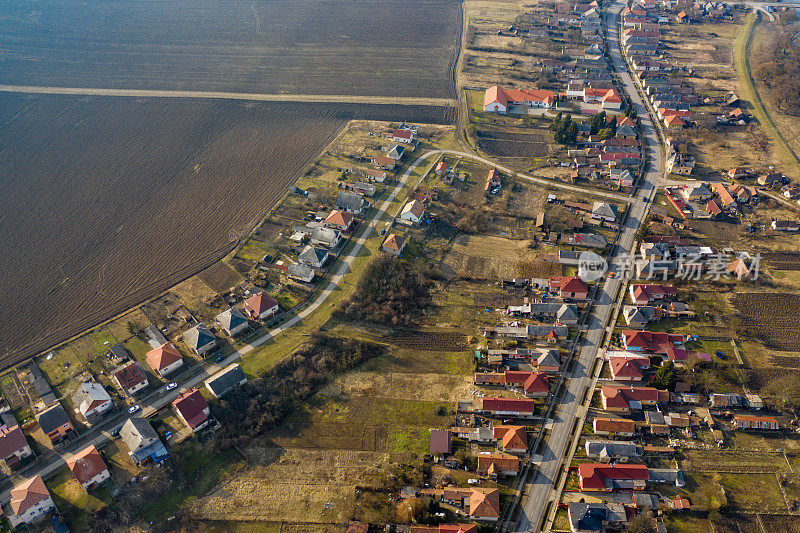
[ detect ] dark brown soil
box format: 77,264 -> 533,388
0,0 -> 462,99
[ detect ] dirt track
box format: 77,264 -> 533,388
0,84 -> 455,108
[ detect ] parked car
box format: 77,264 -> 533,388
166,382 -> 178,391
128,405 -> 140,414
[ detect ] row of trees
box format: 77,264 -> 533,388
551,112 -> 578,145
211,334 -> 386,450
752,13 -> 800,115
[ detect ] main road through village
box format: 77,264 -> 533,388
503,0 -> 666,531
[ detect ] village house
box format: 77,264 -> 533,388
147,342 -> 185,375
567,232 -> 607,249
628,283 -> 677,305
184,322 -> 217,355
298,245 -> 330,269
73,382 -> 113,423
578,463 -> 649,491
441,487 -> 501,521
37,403 -> 77,445
172,388 -> 211,432
601,385 -> 666,412
352,181 -> 376,196
485,168 -> 502,195
592,202 -> 617,223
772,220 -> 800,233
0,425 -> 33,470
244,291 -> 280,320
372,155 -> 396,171
392,128 -> 415,144
483,85 -> 556,114
623,305 -> 661,328
66,445 -> 110,490
535,349 -> 562,372
568,502 -> 629,532
477,397 -> 537,418
8,475 -> 56,527
112,361 -> 149,396
400,199 -> 426,225
121,417 -> 168,465
216,307 -> 249,337
494,425 -> 528,454
205,363 -> 248,398
381,233 -> 407,256
324,209 -> 354,231
477,453 -> 520,477
310,226 -> 342,249
288,262 -> 315,283
733,414 -> 779,431
608,352 -> 651,381
622,330 -> 684,354
386,144 -> 406,161
585,440 -> 641,461
550,276 -> 590,299
593,417 -> 636,437
336,191 -> 368,215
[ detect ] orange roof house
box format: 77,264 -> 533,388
324,209 -> 355,230
381,233 -> 407,256
494,425 -> 528,453
244,291 -> 280,319
66,445 -> 110,490
477,454 -> 519,476
578,463 -> 649,491
593,417 -> 636,435
10,475 -> 55,525
664,115 -> 684,128
146,343 -> 183,375
468,488 -> 501,519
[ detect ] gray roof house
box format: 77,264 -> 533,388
568,502 -> 629,532
184,323 -> 217,355
73,382 -> 113,422
287,263 -> 315,283
310,227 -> 341,248
585,440 -> 641,460
216,307 -> 249,337
623,305 -> 657,327
144,325 -> 168,349
568,233 -> 607,249
336,191 -> 367,215
386,144 -> 406,161
298,246 -> 330,269
121,417 -> 168,465
557,304 -> 579,325
205,364 -> 248,398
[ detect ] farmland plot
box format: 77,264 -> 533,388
0,0 -> 462,99
732,293 -> 800,351
475,128 -> 549,158
0,94 -> 357,368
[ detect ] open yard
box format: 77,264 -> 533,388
0,0 -> 462,99
442,234 -> 536,279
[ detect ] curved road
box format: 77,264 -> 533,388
503,1 -> 665,531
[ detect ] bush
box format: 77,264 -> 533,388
212,334 -> 386,450
338,256 -> 431,326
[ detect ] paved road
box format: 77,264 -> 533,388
0,84 -> 454,107
437,150 -> 631,202
504,2 -> 665,531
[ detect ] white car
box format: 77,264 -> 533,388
166,382 -> 178,391
128,405 -> 140,414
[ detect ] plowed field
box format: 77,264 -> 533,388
0,93 -> 456,368
0,0 -> 462,99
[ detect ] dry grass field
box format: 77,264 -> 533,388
442,234 -> 535,279
0,0 -> 462,99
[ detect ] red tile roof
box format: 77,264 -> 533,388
10,475 -> 50,515
146,343 -> 183,372
113,362 -> 148,390
622,330 -> 684,353
0,426 -> 28,460
325,209 -> 355,228
480,397 -> 537,414
244,291 -> 280,317
578,463 -> 649,490
171,388 -> 210,429
593,417 -> 636,434
66,445 -> 108,486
